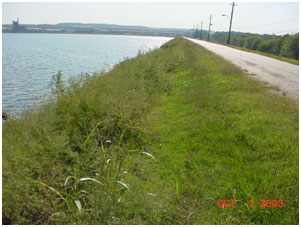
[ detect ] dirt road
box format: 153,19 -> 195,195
186,38 -> 299,100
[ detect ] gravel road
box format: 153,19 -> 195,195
186,38 -> 299,100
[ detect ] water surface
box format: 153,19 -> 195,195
2,33 -> 172,114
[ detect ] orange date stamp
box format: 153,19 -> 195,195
218,199 -> 284,208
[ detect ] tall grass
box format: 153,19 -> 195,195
2,40 -> 182,224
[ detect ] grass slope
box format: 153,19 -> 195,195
2,38 -> 298,224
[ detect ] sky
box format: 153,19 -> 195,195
2,2 -> 299,35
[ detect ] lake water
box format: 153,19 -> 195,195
2,33 -> 172,114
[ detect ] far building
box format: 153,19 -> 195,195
12,18 -> 26,32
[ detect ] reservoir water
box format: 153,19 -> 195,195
2,33 -> 172,114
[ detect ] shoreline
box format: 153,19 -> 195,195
2,31 -> 176,39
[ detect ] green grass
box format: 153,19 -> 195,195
2,38 -> 298,224
207,40 -> 299,65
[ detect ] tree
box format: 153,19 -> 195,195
280,33 -> 299,60
250,37 -> 261,50
257,40 -> 272,52
245,36 -> 261,50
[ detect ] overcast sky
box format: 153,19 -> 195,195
2,2 -> 299,35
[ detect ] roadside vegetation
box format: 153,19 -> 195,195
193,31 -> 299,63
214,42 -> 299,65
2,38 -> 298,224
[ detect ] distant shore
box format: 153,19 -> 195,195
3,31 -> 174,38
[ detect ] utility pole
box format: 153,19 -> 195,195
195,24 -> 199,39
200,21 -> 203,40
192,25 -> 195,38
227,2 -> 237,45
208,14 -> 212,41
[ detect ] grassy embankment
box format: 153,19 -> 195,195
3,38 -> 298,224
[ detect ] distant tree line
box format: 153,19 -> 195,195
192,30 -> 299,60
211,31 -> 299,60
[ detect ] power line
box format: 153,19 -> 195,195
235,19 -> 299,30
192,8 -> 298,38
273,28 -> 299,34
